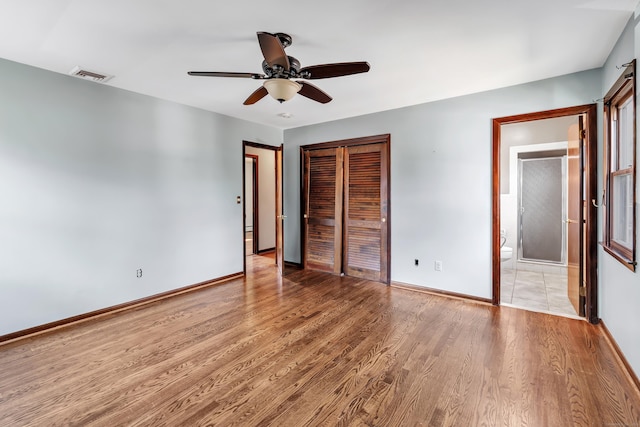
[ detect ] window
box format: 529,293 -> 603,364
604,60 -> 636,271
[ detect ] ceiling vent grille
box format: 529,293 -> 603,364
69,66 -> 113,83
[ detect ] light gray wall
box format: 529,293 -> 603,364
0,57 -> 282,336
603,15 -> 636,92
283,69 -> 601,300
599,12 -> 640,383
245,145 -> 276,251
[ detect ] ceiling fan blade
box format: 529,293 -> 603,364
257,32 -> 290,71
298,82 -> 332,104
188,71 -> 264,79
300,62 -> 370,79
243,86 -> 269,105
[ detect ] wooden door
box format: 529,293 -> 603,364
344,143 -> 389,283
567,118 -> 583,315
275,144 -> 284,275
304,147 -> 344,274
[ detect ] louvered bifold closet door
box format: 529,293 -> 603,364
344,143 -> 389,283
304,148 -> 344,274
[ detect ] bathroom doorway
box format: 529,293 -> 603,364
492,105 -> 598,323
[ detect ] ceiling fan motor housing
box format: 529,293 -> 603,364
262,57 -> 305,79
274,32 -> 292,48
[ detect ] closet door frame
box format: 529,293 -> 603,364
300,134 -> 391,283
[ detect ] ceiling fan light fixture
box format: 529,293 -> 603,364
189,32 -> 370,105
264,78 -> 301,103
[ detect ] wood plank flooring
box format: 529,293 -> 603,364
1,255 -> 639,426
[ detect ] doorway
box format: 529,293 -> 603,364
242,141 -> 283,274
492,105 -> 598,323
300,134 -> 391,283
245,155 -> 258,255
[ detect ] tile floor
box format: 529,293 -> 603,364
501,267 -> 579,318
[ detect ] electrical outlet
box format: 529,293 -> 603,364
434,261 -> 443,272
414,259 -> 419,266
136,268 -> 143,278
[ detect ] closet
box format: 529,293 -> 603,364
301,134 -> 390,283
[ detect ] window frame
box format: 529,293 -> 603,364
603,60 -> 637,271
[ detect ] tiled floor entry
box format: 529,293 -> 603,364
500,266 -> 578,318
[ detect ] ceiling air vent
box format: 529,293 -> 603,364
69,66 -> 113,83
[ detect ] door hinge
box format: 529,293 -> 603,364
580,129 -> 586,139
579,287 -> 587,297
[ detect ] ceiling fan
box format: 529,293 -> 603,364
188,32 -> 370,105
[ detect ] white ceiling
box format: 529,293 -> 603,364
0,0 -> 637,129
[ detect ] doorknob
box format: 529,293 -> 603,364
381,217 -> 386,223
565,219 -> 578,224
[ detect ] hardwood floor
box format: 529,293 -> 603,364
1,255 -> 639,426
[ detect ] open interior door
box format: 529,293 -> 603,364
567,117 -> 584,316
275,144 -> 284,275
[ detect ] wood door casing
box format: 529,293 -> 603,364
492,105 -> 598,324
344,143 -> 389,282
276,144 -> 284,275
242,140 -> 283,275
567,121 -> 581,315
304,147 -> 343,274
